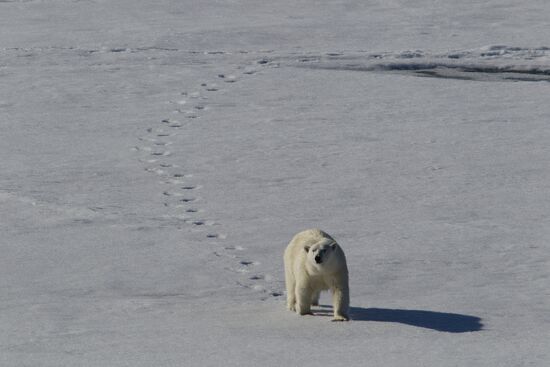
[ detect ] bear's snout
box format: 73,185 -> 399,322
315,255 -> 322,264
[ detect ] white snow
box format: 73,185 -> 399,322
1,1 -> 550,366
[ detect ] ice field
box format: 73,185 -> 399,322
1,1 -> 549,366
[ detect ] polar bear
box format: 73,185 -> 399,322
284,229 -> 350,321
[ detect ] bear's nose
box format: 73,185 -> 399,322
315,255 -> 322,264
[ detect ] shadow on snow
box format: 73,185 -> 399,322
316,305 -> 483,333
350,307 -> 483,333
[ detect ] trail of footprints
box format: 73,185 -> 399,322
134,56 -> 283,301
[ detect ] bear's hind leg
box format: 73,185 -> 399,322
311,289 -> 321,306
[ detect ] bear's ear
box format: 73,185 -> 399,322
304,246 -> 310,253
331,243 -> 337,251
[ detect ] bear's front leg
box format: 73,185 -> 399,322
331,286 -> 349,321
285,271 -> 296,311
295,284 -> 313,315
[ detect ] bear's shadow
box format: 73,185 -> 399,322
315,305 -> 483,333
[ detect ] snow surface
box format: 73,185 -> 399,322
1,1 -> 550,366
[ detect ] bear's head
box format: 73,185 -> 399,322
304,239 -> 341,273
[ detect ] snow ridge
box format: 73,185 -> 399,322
277,46 -> 550,82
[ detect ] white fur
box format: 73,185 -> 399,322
284,229 -> 350,321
